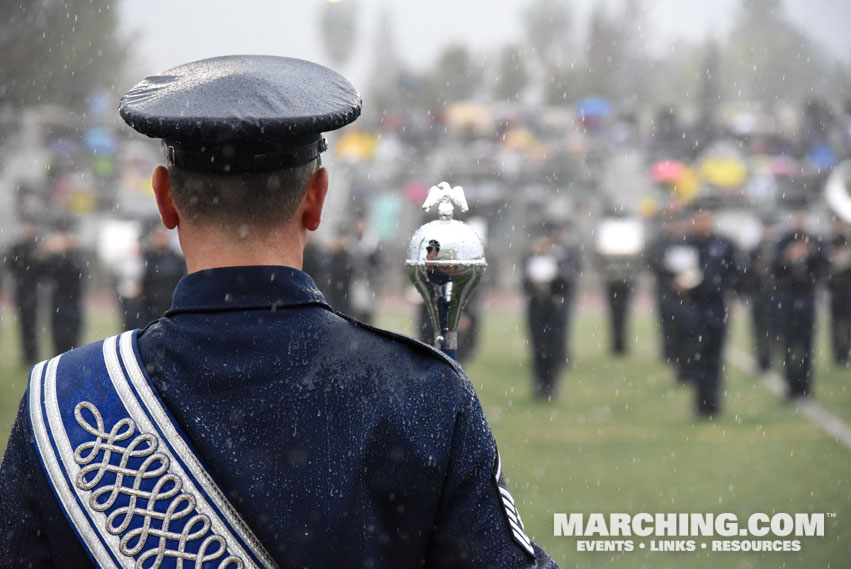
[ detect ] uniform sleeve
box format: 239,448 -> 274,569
0,391 -> 93,568
557,247 -> 580,293
772,235 -> 790,275
724,240 -> 746,294
520,254 -> 534,295
0,392 -> 55,568
426,385 -> 559,568
645,239 -> 670,277
814,237 -> 831,281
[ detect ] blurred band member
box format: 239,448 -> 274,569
324,229 -> 355,315
522,223 -> 580,400
113,238 -> 145,331
646,216 -> 688,377
42,222 -> 87,354
773,212 -> 829,398
747,224 -> 778,372
828,218 -> 851,365
604,277 -> 633,355
595,211 -> 642,355
140,226 -> 185,324
7,222 -> 43,365
348,218 -> 382,324
677,211 -> 741,417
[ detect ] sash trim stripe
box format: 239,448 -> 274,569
28,333 -> 279,569
30,358 -> 127,569
115,332 -> 277,568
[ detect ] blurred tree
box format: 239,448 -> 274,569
398,70 -> 443,113
493,44 -> 529,103
523,0 -> 573,104
367,4 -> 404,116
642,40 -> 708,109
431,44 -> 483,103
578,0 -> 652,106
698,41 -> 721,117
0,0 -> 128,110
543,64 -> 583,105
319,0 -> 359,69
695,39 -> 722,149
612,0 -> 650,106
522,0 -> 571,69
724,0 -> 829,106
584,4 -> 619,99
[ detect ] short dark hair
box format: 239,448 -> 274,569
168,160 -> 317,230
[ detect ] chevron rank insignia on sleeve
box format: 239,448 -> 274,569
493,451 -> 535,558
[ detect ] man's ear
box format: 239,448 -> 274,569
152,165 -> 179,229
302,167 -> 329,232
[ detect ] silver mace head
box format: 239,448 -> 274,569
406,182 -> 487,356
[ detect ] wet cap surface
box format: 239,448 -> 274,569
118,55 -> 362,171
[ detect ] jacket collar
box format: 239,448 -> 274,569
167,265 -> 327,315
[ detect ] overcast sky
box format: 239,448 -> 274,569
119,0 -> 851,88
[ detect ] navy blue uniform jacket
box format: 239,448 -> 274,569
0,266 -> 557,568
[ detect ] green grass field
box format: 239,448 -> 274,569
1,299 -> 849,568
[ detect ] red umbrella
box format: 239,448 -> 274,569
649,160 -> 687,183
768,155 -> 798,177
403,181 -> 430,203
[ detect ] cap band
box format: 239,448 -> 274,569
165,138 -> 327,173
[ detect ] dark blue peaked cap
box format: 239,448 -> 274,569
119,55 -> 362,173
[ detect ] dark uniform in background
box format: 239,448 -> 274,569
683,231 -> 740,416
827,222 -> 851,365
647,218 -> 682,365
323,233 -> 355,315
646,218 -> 689,380
0,56 -> 556,569
747,228 -> 778,372
7,223 -> 43,365
522,226 -> 580,399
113,236 -> 146,331
594,213 -> 643,356
348,218 -> 382,324
42,226 -> 87,355
140,227 -> 185,324
604,278 -> 633,355
774,218 -> 829,397
301,237 -> 327,292
318,220 -> 382,322
675,212 -> 741,417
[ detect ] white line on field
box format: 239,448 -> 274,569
726,347 -> 851,452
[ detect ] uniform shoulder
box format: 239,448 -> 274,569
318,312 -> 479,408
333,311 -> 466,376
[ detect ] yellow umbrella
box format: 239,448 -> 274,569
444,102 -> 493,130
671,166 -> 700,201
651,165 -> 700,207
699,158 -> 747,189
503,128 -> 537,151
335,131 -> 379,161
638,196 -> 659,218
69,189 -> 96,213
